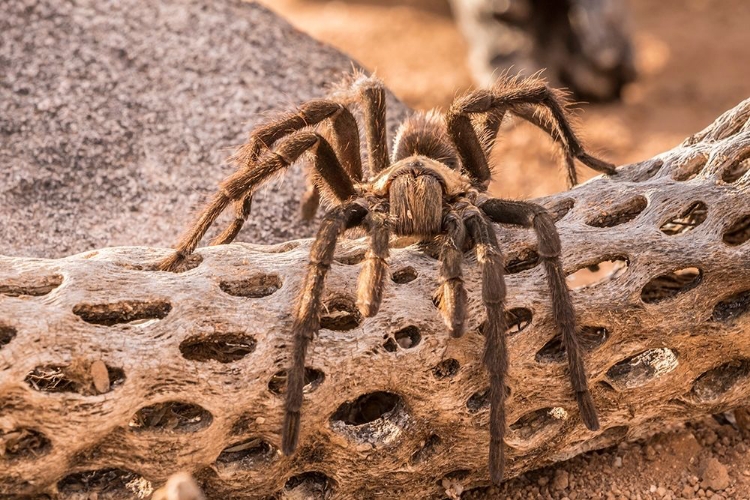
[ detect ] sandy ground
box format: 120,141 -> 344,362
254,0 -> 750,498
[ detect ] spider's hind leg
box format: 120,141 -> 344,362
479,198 -> 600,431
446,74 -> 616,188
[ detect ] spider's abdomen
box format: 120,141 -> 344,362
389,173 -> 443,237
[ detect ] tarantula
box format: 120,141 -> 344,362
159,72 -> 614,483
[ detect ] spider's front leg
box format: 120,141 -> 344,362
479,198 -> 600,431
282,201 -> 369,454
464,208 -> 509,485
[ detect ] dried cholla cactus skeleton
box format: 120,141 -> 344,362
158,72 -> 615,484
449,0 -> 637,101
1,96 -> 750,499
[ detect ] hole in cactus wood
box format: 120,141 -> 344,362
382,337 -> 398,352
672,153 -> 707,181
334,249 -> 367,265
0,428 -> 51,461
25,362 -> 125,395
606,348 -> 679,390
509,407 -> 567,441
691,359 -> 750,403
585,196 -> 647,228
216,438 -> 275,469
267,368 -> 325,396
440,469 -> 471,485
284,471 -> 334,499
330,392 -> 408,446
0,273 -> 62,297
433,358 -> 460,379
331,391 -> 401,426
320,296 -> 362,331
73,300 -> 171,326
466,388 -> 490,414
547,198 -> 575,222
57,468 -> 152,497
721,155 -> 750,183
566,257 -> 629,289
394,325 -> 421,349
505,248 -> 539,274
660,201 -> 708,235
220,273 -> 282,298
391,266 -> 418,284
480,308 -> 533,335
129,401 -> 213,433
711,289 -> 750,322
536,326 -> 609,364
179,332 -> 256,363
409,434 -> 442,465
641,267 -> 702,304
722,213 -> 750,246
0,324 -> 16,350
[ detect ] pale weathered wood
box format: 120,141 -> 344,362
1,99 -> 750,499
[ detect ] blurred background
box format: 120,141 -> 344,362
257,0 -> 750,200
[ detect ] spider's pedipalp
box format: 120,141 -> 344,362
479,198 -> 600,431
356,208 -> 390,317
436,210 -> 468,337
283,201 -> 369,454
464,209 -> 509,485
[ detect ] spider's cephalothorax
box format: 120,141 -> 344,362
159,72 -> 615,484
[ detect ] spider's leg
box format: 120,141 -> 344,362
356,207 -> 390,317
446,74 -> 615,188
476,103 -> 580,187
479,198 -> 600,431
435,210 -> 468,337
341,73 -> 390,175
159,131 -> 357,271
228,99 -> 363,237
299,172 -> 322,222
210,196 -> 252,246
283,201 -> 369,454
464,208 -> 508,485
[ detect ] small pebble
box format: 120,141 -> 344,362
702,458 -> 730,491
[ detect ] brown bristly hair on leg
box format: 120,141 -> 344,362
464,208 -> 509,484
282,202 -> 368,454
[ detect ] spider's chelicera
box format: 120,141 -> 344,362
160,72 -> 614,483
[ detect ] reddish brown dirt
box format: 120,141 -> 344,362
255,0 -> 750,498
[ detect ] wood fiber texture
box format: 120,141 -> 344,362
1,100 -> 750,499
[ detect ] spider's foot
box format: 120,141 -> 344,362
281,411 -> 301,455
489,441 -> 506,485
157,252 -> 183,272
356,299 -> 380,318
577,152 -> 618,175
576,390 -> 601,431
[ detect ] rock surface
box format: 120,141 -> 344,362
0,0 -> 406,259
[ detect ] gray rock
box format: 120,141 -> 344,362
0,0 -> 407,258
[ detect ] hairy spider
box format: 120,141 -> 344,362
159,72 -> 614,483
